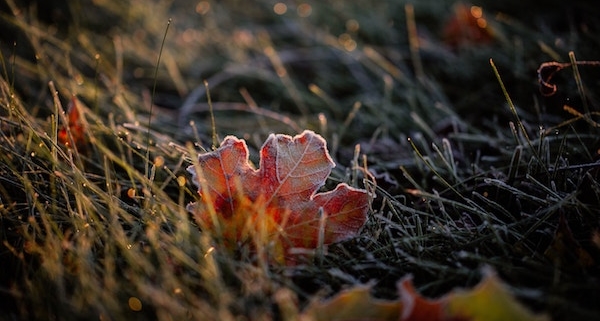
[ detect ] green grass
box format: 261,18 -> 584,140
1,0 -> 600,320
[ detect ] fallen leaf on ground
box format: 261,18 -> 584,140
302,285 -> 401,321
58,96 -> 87,149
187,130 -> 369,262
397,276 -> 453,321
301,267 -> 549,321
445,268 -> 549,321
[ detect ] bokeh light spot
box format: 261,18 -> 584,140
196,1 -> 210,15
338,33 -> 357,51
128,297 -> 142,311
297,3 -> 312,17
346,19 -> 360,32
274,3 -> 287,15
470,6 -> 483,19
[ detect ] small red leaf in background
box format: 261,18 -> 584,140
58,96 -> 86,149
443,3 -> 495,48
187,130 -> 369,261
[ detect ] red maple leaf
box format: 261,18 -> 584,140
187,130 -> 369,261
58,96 -> 86,149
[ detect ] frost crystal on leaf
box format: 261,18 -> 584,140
187,130 -> 369,262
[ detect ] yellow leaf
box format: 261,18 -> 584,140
302,285 -> 401,321
445,268 -> 550,321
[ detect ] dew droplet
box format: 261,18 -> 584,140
154,156 -> 164,167
177,176 -> 186,187
128,297 -> 142,311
